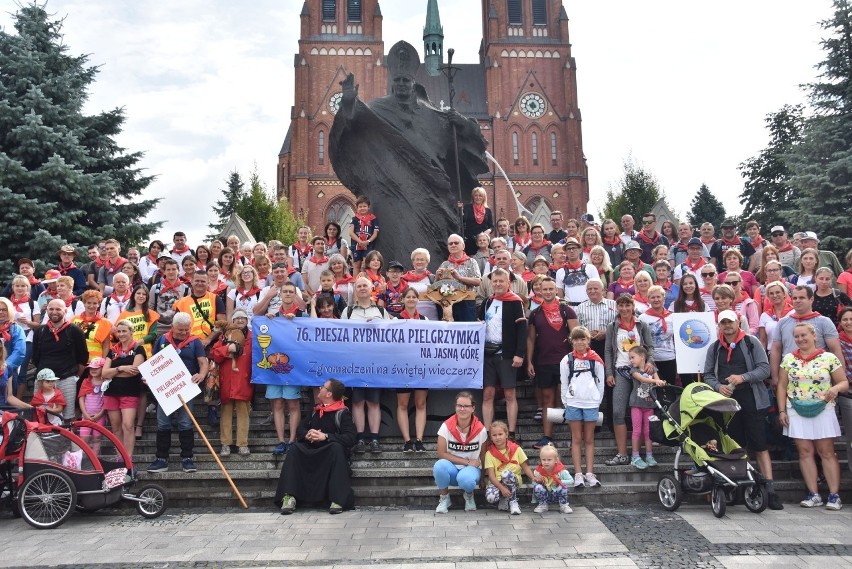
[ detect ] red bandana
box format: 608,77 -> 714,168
528,240 -> 552,254
563,259 -> 583,271
63,295 -> 77,308
793,349 -> 825,364
110,341 -> 138,359
514,233 -> 531,248
764,300 -> 793,321
572,348 -> 604,366
472,203 -> 486,225
324,237 -> 338,249
57,263 -> 77,274
522,269 -> 535,282
750,235 -> 765,248
159,279 -> 184,295
444,414 -> 485,445
294,242 -> 313,258
0,322 -> 10,343
683,257 -> 706,272
839,330 -> 852,346
165,331 -> 197,352
618,317 -> 636,332
279,303 -> 301,317
236,287 -> 262,302
487,442 -> 520,469
171,245 -> 190,255
701,237 -> 716,246
354,213 -> 376,250
446,254 -> 471,267
644,307 -> 672,332
146,253 -> 159,265
11,295 -> 30,313
777,242 -> 794,253
399,309 -> 421,320
27,275 -> 41,285
719,329 -> 746,363
790,311 -> 822,322
335,274 -> 356,285
110,291 -> 131,304
721,236 -> 742,247
636,231 -> 660,245
632,292 -> 649,305
103,257 -> 127,274
314,399 -> 346,418
491,291 -> 522,303
309,254 -> 329,265
616,277 -> 635,289
534,462 -> 568,488
46,321 -> 70,342
402,270 -> 431,283
540,300 -> 564,332
603,236 -> 622,247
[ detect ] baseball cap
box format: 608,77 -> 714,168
231,310 -> 249,321
687,237 -> 703,248
387,260 -> 405,271
717,310 -> 738,323
157,252 -> 172,260
88,357 -> 106,369
36,368 -> 60,383
41,269 -> 62,284
770,226 -> 785,234
802,231 -> 818,241
624,240 -> 642,252
580,213 -> 595,223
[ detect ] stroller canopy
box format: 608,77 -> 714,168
670,382 -> 741,432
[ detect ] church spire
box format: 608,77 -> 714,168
423,0 -> 444,76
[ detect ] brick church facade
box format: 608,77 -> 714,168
277,0 -> 588,233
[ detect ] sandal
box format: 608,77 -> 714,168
135,425 -> 143,440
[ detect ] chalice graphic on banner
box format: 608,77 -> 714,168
256,325 -> 273,369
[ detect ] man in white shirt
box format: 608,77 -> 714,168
555,238 -> 599,306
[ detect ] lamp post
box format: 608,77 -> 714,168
439,48 -> 464,236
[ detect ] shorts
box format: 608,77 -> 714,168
265,384 -> 302,400
727,408 -> 768,452
533,364 -> 561,389
352,246 -> 374,262
564,406 -> 599,422
351,387 -> 382,403
102,395 -> 139,411
483,356 -> 518,389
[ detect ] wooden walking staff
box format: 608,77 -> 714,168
178,394 -> 248,509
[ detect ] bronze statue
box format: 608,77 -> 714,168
329,41 -> 489,270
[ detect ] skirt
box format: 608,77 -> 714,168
784,404 -> 841,440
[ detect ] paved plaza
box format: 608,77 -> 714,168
1,503 -> 850,569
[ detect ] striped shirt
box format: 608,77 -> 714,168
575,298 -> 618,333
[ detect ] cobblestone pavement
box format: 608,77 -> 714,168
0,503 -> 850,568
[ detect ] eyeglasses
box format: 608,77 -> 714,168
448,241 -> 462,246
455,404 -> 473,409
725,280 -> 741,285
765,268 -> 781,273
642,220 -> 655,225
701,272 -> 716,277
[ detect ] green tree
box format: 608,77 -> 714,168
235,167 -> 303,244
0,4 -> 160,278
738,105 -> 804,231
780,0 -> 852,258
686,184 -> 726,231
601,156 -> 667,223
207,170 -> 246,240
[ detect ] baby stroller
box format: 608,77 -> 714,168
649,383 -> 768,518
0,407 -> 167,529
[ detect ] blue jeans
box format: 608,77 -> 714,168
433,459 -> 480,492
156,405 -> 193,431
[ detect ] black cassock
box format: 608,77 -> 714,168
274,406 -> 357,509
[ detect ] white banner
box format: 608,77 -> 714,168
672,312 -> 718,374
139,344 -> 201,415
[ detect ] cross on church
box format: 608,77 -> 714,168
439,99 -> 450,111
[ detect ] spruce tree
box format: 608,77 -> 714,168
0,4 -> 160,278
207,170 -> 247,240
782,0 -> 852,256
687,184 -> 726,230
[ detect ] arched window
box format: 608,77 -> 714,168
322,0 -> 336,21
531,132 -> 538,166
550,132 -> 558,165
318,131 -> 325,165
525,196 -> 553,231
347,0 -> 361,22
512,132 -> 519,165
326,198 -> 355,230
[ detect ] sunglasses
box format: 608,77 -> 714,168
771,232 -> 784,237
642,220 -> 655,225
725,281 -> 741,285
701,273 -> 716,277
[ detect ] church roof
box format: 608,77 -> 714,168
279,123 -> 293,156
219,213 -> 255,244
391,63 -> 489,120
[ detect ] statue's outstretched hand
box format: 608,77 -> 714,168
341,73 -> 359,102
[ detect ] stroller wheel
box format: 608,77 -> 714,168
18,470 -> 77,529
657,475 -> 682,511
135,484 -> 168,519
743,484 -> 768,514
711,485 -> 726,518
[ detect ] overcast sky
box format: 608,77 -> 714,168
0,0 -> 835,246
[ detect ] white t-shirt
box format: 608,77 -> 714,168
639,312 -> 675,361
555,263 -> 600,304
101,293 -> 132,323
484,299 -> 504,344
615,325 -> 640,368
228,288 -> 263,324
11,298 -> 40,342
758,311 -> 788,357
437,421 -> 489,470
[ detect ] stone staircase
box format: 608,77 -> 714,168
132,384 -> 852,509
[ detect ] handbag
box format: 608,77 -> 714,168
790,398 -> 828,418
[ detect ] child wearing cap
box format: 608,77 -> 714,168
78,358 -> 108,453
31,368 -> 67,426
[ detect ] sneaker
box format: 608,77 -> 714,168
631,456 -> 648,470
146,458 -> 168,473
207,406 -> 219,426
329,502 -> 343,514
534,502 -> 549,513
273,442 -> 288,455
353,439 -> 367,454
800,492 -> 823,508
238,446 -> 251,456
534,408 -> 543,421
768,492 -> 784,511
826,494 -> 843,511
402,440 -> 414,453
605,453 -> 629,466
435,494 -> 451,514
497,497 -> 509,511
280,494 -> 296,515
261,413 -> 274,426
645,455 -> 658,467
533,436 -> 552,449
220,445 -> 231,457
585,473 -> 601,488
369,439 -> 382,453
182,458 -> 197,473
560,503 -> 573,514
573,475 -> 585,489
414,440 -> 426,452
463,491 -> 477,511
509,500 -> 521,515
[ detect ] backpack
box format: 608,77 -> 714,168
563,353 -> 600,394
561,262 -> 590,288
528,302 -> 572,333
345,305 -> 386,319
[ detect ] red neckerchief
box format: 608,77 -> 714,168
839,330 -> 852,345
618,316 -> 636,331
616,277 -> 634,289
171,245 -> 190,255
294,242 -> 312,258
487,441 -> 520,469
94,257 -> 107,269
530,293 -> 544,306
790,311 -> 821,322
236,287 -> 262,302
636,260 -> 648,270
684,257 -> 706,271
355,212 -> 376,225
324,237 -> 338,249
386,279 -> 408,295
522,269 -> 535,282
160,279 -> 183,295
77,312 -> 103,326
179,274 -> 192,285
165,331 -> 197,352
793,349 -> 825,364
103,257 -> 127,274
472,203 -> 486,225
210,281 -> 229,295
196,262 -> 206,271
146,253 -> 159,265
402,270 -> 431,283
719,329 -> 746,363
26,275 -> 40,285
335,274 -> 356,285
46,321 -> 70,342
683,299 -> 702,312
63,295 -> 77,307
0,322 -> 10,343
399,309 -> 421,320
110,291 -> 131,304
446,253 -> 471,267
540,300 -> 564,332
57,262 -> 77,274
365,270 -> 385,290
700,287 -> 715,297
701,237 -> 716,246
721,236 -> 742,247
491,291 -> 522,302
308,254 -> 329,265
31,388 -> 66,411
636,230 -> 660,245
656,280 -> 673,291
735,291 -> 750,306
777,242 -> 794,253
764,300 -> 793,321
583,246 -> 592,255
314,399 -> 346,418
750,235 -> 765,248
514,233 -> 531,248
279,303 -> 300,317
354,213 -> 376,249
534,462 -> 568,488
444,414 -> 484,445
603,236 -> 622,247
572,348 -> 604,366
110,340 -> 138,359
563,259 -> 583,271
11,295 -> 30,313
645,307 -> 672,332
287,266 -> 298,276
257,270 -> 270,280
632,292 -> 649,305
528,240 -> 552,253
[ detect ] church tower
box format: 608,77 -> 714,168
480,0 -> 588,225
423,0 -> 444,77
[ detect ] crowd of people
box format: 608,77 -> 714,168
1,188 -> 850,515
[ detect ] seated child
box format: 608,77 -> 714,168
78,357 -> 108,453
560,326 -> 605,488
532,443 -> 574,513
627,346 -> 666,469
31,368 -> 67,426
484,421 -> 535,515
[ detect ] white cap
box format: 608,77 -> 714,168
717,310 -> 738,323
802,231 -> 818,241
770,226 -> 785,234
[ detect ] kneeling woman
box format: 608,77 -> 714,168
277,378 -> 356,515
434,391 -> 489,513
